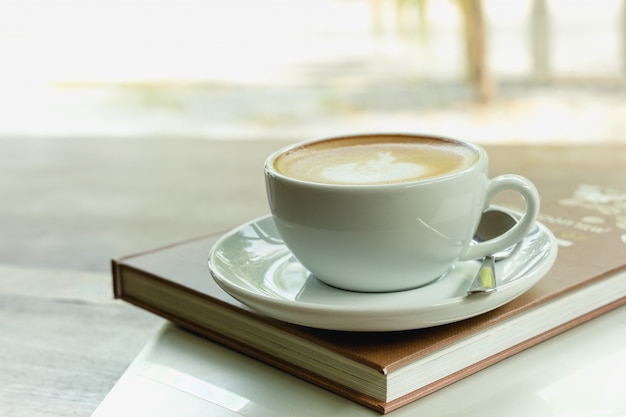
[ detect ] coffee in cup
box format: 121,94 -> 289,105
265,133 -> 539,292
273,135 -> 479,185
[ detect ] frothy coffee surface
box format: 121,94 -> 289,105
274,136 -> 479,185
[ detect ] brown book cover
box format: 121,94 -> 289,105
112,149 -> 626,414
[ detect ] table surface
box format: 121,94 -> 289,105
2,137 -> 626,416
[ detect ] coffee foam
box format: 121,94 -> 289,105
321,150 -> 426,184
275,136 -> 478,185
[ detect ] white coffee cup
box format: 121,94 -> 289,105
264,133 -> 539,292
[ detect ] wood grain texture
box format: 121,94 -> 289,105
0,137 -> 283,416
0,267 -> 162,416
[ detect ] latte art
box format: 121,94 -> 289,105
274,136 -> 479,185
322,151 -> 427,184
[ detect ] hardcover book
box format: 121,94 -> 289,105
112,180 -> 626,413
112,176 -> 626,413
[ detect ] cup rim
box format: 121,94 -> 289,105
264,132 -> 487,188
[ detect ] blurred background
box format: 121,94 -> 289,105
1,0 -> 625,144
2,3 -> 626,416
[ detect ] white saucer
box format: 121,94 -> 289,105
208,214 -> 558,332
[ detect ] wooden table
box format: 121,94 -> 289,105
1,137 -> 625,416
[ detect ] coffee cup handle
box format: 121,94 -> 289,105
459,174 -> 540,262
